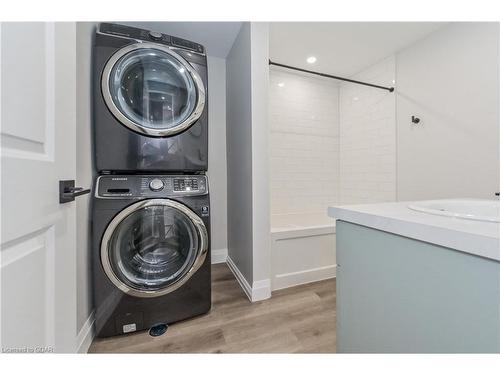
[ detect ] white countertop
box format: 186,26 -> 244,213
328,201 -> 500,262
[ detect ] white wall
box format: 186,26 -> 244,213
226,22 -> 254,285
269,68 -> 340,225
75,22 -> 95,353
226,22 -> 271,301
249,22 -> 271,294
206,55 -> 228,262
396,22 -> 500,200
339,56 -> 397,205
336,23 -> 499,205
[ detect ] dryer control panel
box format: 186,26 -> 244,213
98,23 -> 205,54
96,175 -> 208,199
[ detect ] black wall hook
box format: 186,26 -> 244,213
411,116 -> 421,124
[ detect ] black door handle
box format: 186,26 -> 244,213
59,180 -> 91,203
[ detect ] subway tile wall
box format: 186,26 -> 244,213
269,58 -> 397,226
269,68 -> 340,221
339,56 -> 397,205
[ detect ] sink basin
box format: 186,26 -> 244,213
408,199 -> 500,223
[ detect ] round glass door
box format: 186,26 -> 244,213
101,199 -> 208,297
102,43 -> 206,137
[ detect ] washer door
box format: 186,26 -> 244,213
101,199 -> 208,298
101,43 -> 206,137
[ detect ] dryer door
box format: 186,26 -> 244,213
102,43 -> 206,137
101,199 -> 208,298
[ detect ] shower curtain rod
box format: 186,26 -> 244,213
269,60 -> 395,92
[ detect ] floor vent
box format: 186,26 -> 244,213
149,323 -> 168,337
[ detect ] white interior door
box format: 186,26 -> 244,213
1,22 -> 77,353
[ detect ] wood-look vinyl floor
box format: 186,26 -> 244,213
89,263 -> 336,353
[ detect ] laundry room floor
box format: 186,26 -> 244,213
88,263 -> 336,353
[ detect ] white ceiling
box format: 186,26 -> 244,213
122,22 -> 242,58
120,22 -> 445,73
270,22 -> 446,77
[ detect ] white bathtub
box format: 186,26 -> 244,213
270,213 -> 337,291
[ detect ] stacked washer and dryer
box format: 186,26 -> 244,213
92,23 -> 211,338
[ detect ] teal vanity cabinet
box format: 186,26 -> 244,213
336,220 -> 500,353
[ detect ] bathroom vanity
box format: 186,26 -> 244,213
328,200 -> 500,353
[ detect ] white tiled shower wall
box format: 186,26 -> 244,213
269,23 -> 499,227
339,56 -> 397,204
269,69 -> 340,225
269,61 -> 397,225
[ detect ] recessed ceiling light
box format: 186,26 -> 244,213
306,56 -> 317,64
277,82 -> 285,87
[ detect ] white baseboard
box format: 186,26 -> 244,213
251,279 -> 271,301
211,248 -> 228,264
76,310 -> 95,353
272,264 -> 337,291
226,255 -> 271,302
226,255 -> 252,301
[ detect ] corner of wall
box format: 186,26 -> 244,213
251,279 -> 271,301
225,20 -> 254,286
249,22 -> 272,297
225,22 -> 272,302
226,255 -> 271,302
226,255 -> 252,300
211,248 -> 228,264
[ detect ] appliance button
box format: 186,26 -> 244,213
149,178 -> 164,191
149,31 -> 163,41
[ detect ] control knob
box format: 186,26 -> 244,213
149,178 -> 164,191
149,31 -> 163,41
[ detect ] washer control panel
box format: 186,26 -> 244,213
173,177 -> 199,192
96,175 -> 208,198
